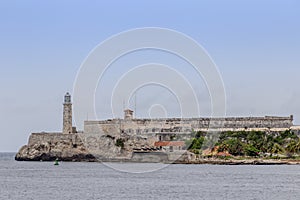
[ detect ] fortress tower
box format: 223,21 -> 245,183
124,109 -> 134,120
63,92 -> 72,134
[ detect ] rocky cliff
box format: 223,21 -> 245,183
16,133 -> 94,161
15,133 -> 157,162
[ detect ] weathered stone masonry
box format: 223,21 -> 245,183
84,115 -> 294,136
63,92 -> 72,134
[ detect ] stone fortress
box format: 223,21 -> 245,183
15,93 -> 300,162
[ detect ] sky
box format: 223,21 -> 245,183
0,0 -> 299,152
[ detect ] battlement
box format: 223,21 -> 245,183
83,115 -> 294,136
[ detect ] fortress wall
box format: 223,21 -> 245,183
206,118 -> 293,129
28,133 -> 82,146
121,120 -> 174,134
84,121 -> 120,136
83,116 -> 293,136
131,152 -> 168,163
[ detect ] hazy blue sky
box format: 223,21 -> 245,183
0,0 -> 299,152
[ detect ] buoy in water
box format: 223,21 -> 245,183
54,158 -> 59,166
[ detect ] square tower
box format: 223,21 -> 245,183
124,109 -> 134,120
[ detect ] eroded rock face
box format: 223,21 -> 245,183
15,144 -> 95,161
15,134 -> 96,161
15,133 -> 156,162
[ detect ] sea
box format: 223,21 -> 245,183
0,153 -> 299,200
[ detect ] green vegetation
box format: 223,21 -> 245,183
115,138 -> 125,148
185,131 -> 205,150
186,130 -> 300,158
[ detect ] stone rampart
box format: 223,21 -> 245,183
28,132 -> 81,146
84,116 -> 294,135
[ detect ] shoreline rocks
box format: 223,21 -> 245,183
173,158 -> 300,165
16,133 -> 300,165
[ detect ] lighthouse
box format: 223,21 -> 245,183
63,92 -> 72,134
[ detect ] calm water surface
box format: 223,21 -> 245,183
0,153 -> 299,200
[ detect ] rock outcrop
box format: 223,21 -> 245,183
15,132 -> 157,162
15,133 -> 96,161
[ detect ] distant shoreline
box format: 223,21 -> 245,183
11,154 -> 300,165
173,158 -> 300,165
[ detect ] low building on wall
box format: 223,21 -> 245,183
291,126 -> 300,135
154,141 -> 185,152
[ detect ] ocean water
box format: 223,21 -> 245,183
0,153 -> 299,200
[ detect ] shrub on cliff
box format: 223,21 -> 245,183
115,138 -> 125,148
185,136 -> 205,150
218,138 -> 245,156
188,130 -> 299,157
244,145 -> 260,157
286,140 -> 300,154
